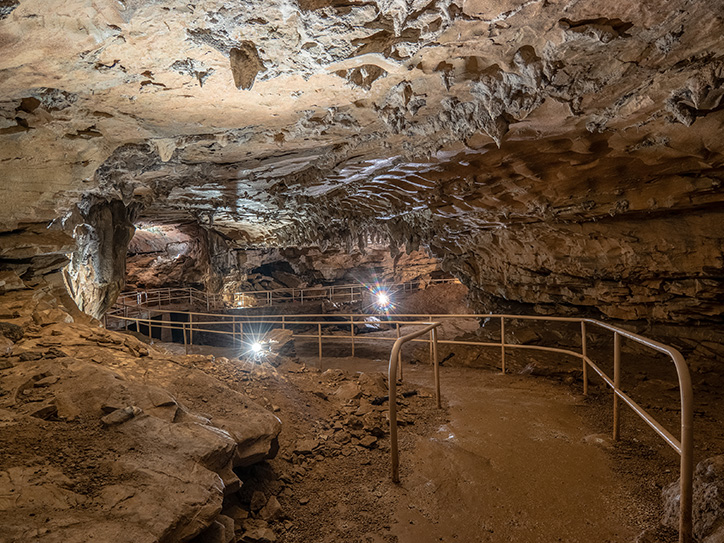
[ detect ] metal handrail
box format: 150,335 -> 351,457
103,308 -> 693,543
388,322 -> 441,483
113,278 -> 461,311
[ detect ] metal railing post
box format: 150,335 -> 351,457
390,350 -> 400,483
433,326 -> 440,409
282,315 -> 286,330
680,387 -> 694,543
189,314 -> 194,348
317,323 -> 322,362
183,322 -> 188,354
396,323 -> 401,380
350,316 -> 355,357
388,322 -> 440,484
501,316 -> 506,374
232,316 -> 236,347
581,321 -> 588,395
613,332 -> 621,441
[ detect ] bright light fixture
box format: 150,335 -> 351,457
377,292 -> 390,307
251,342 -> 263,353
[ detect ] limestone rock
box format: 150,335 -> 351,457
334,381 -> 362,402
240,519 -> 276,543
258,496 -> 284,522
100,405 -> 143,426
249,490 -> 267,512
358,372 -> 387,397
663,456 -> 724,541
0,335 -> 13,356
0,291 -> 282,543
0,321 -> 23,341
0,271 -> 25,292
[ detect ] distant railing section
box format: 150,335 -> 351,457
110,278 -> 461,313
103,309 -> 693,543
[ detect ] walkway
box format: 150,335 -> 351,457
110,278 -> 460,315
323,357 -> 641,542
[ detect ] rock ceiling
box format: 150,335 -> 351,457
1,0 -> 723,322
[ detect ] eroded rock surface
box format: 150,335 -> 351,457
125,222 -> 441,295
0,1 -> 723,323
0,282 -> 281,542
663,456 -> 724,543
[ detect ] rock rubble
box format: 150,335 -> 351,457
0,280 -> 281,542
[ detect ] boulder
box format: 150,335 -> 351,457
259,496 -> 284,521
0,322 -> 282,543
100,405 -> 143,426
0,321 -> 24,341
240,519 -> 276,543
250,491 -> 267,512
663,455 -> 724,542
358,372 -> 387,397
271,270 -> 304,289
334,381 -> 362,402
0,335 -> 13,356
0,271 -> 25,293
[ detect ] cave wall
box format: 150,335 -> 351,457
125,225 -> 442,296
434,209 -> 724,323
125,223 -> 207,289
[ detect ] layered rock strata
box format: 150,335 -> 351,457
0,277 -> 281,542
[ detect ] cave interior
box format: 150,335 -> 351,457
1,0 -> 723,542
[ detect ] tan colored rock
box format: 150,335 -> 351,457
0,286 -> 282,543
0,271 -> 25,292
259,496 -> 284,522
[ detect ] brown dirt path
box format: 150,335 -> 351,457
390,364 -> 641,543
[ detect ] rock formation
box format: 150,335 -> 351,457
125,222 -> 441,296
0,277 -> 281,542
1,0 -> 722,324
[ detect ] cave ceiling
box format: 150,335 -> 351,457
0,0 -> 723,249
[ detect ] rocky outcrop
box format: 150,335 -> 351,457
63,198 -> 138,319
0,225 -> 75,283
0,282 -> 281,542
125,223 -> 208,290
434,210 -> 724,322
663,456 -> 724,542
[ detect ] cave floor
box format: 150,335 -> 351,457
171,336 -> 685,543
313,358 -> 660,543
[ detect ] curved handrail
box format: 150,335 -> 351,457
113,278 -> 461,311
103,308 -> 693,543
388,322 -> 441,483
